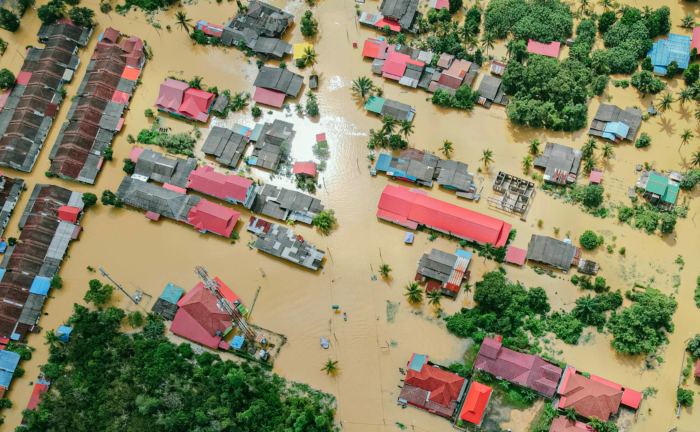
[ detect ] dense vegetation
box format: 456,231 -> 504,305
136,129 -> 196,157
22,304 -> 336,431
484,0 -> 573,43
616,204 -> 679,234
116,0 -> 177,13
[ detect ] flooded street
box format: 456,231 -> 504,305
0,0 -> 699,430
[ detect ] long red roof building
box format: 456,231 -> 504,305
377,185 -> 512,247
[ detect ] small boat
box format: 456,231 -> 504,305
343,312 -> 347,321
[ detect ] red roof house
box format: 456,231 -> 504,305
57,206 -> 80,223
398,354 -> 466,418
293,161 -> 317,177
459,382 -> 492,425
382,47 -> 410,80
621,388 -> 642,410
558,369 -> 623,421
171,281 -> 235,348
186,165 -> 253,204
177,88 -> 215,122
377,185 -> 512,247
693,27 -> 700,53
548,417 -> 594,432
474,337 -> 563,397
375,18 -> 401,32
27,382 -> 49,411
102,27 -> 120,44
527,40 -> 561,58
253,87 -> 286,108
362,38 -> 388,59
185,199 -> 240,237
589,169 -> 602,185
695,359 -> 700,378
154,78 -> 189,111
505,246 -> 527,266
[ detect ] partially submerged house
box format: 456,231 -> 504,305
201,126 -> 249,168
222,1 -> 293,41
378,0 -> 421,32
525,235 -> 582,271
293,161 -> 317,178
252,67 -> 303,108
151,283 -> 184,321
533,142 -> 582,185
415,248 -> 471,299
249,119 -> 294,170
249,184 -> 324,223
648,34 -> 691,75
577,259 -> 599,275
154,78 -> 216,122
588,104 -> 643,142
636,170 -> 679,210
0,23 -> 91,173
489,171 -> 535,214
364,96 -> 415,122
0,351 -> 20,392
527,40 -> 561,58
398,353 -> 467,418
48,27 -> 145,183
130,148 -> 197,189
435,159 -> 475,194
186,165 -> 255,207
474,337 -> 563,397
247,217 -> 325,271
0,175 -> 25,236
377,185 -> 512,247
374,152 -> 438,187
459,382 -> 492,427
477,75 -> 509,107
0,185 -> 84,341
362,38 -> 388,60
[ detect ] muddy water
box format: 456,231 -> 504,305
0,1 -> 699,431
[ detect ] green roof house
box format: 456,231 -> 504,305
639,171 -> 679,210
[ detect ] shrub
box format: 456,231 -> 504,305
50,275 -> 63,289
37,0 -> 65,24
619,247 -> 626,255
68,6 -> 95,28
618,206 -> 634,222
582,184 -> 604,208
665,60 -> 679,78
0,8 -> 19,32
680,169 -> 700,190
635,133 -> 651,148
598,10 -> 617,33
580,230 -> 599,249
0,68 -> 15,90
251,105 -> 261,117
684,63 -> 700,86
300,10 -> 318,37
571,275 -> 579,285
687,334 -> 700,357
144,108 -> 154,118
127,311 -> 144,328
123,158 -> 136,175
82,193 -> 97,209
312,209 -> 336,235
677,388 -> 694,407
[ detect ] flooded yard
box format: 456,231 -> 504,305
0,0 -> 699,430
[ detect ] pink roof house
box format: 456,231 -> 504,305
154,78 -> 189,111
186,165 -> 254,205
185,199 -> 240,237
293,161 -> 317,177
527,40 -> 561,58
693,27 -> 700,53
177,88 -> 215,122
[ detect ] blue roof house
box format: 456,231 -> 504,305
0,351 -> 20,373
160,283 -> 185,305
648,34 -> 692,75
0,370 -> 12,389
56,325 -> 73,343
602,122 -> 630,142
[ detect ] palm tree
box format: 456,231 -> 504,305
582,138 -> 597,158
427,290 -> 441,307
302,46 -> 318,69
404,282 -> 424,304
441,140 -> 454,158
695,105 -> 700,123
602,143 -> 614,159
617,4 -> 630,17
379,264 -> 391,278
478,243 -> 495,260
480,31 -> 495,57
44,329 -> 64,348
188,76 -> 204,90
598,0 -> 614,10
579,0 -> 589,13
460,20 -> 478,50
400,120 -> 414,142
439,21 -> 451,38
381,115 -> 398,136
656,92 -> 675,112
678,87 -> 694,108
462,283 -> 472,301
175,11 -> 193,35
523,389 -> 537,402
692,149 -> 700,167
529,138 -> 541,156
480,149 -> 494,166
522,155 -> 533,171
564,407 -> 578,422
321,359 -> 338,375
584,156 -> 596,172
572,295 -> 599,324
681,129 -> 694,150
351,77 -> 375,99
682,13 -> 696,29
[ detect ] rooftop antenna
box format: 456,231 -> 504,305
98,267 -> 139,304
194,266 -> 255,341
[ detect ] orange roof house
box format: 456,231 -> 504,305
170,281 -> 236,348
548,417 -> 593,432
398,353 -> 466,418
558,369 -> 623,421
459,382 -> 492,425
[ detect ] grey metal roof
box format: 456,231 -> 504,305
478,75 -> 502,101
203,126 -> 249,168
379,0 -> 420,29
525,235 -> 577,270
227,1 -> 294,38
253,66 -> 304,98
436,160 -> 473,192
417,249 -> 458,283
381,99 -> 414,122
116,177 -> 189,220
251,119 -> 294,171
25,47 -> 43,62
222,27 -> 258,47
0,176 -> 24,236
251,184 -> 323,223
134,149 -> 195,187
253,37 -> 292,59
371,59 -> 385,75
250,221 -> 325,270
589,104 -> 643,141
533,142 -> 582,184
212,94 -> 229,113
76,153 -> 102,184
151,297 -> 179,321
18,293 -> 45,325
116,78 -> 137,94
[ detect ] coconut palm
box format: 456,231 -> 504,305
522,155 -> 533,171
681,129 -> 694,150
427,290 -> 441,307
321,358 -> 338,375
175,11 -> 193,35
616,4 -> 630,17
404,282 -> 424,304
572,294 -> 599,324
381,115 -> 398,136
441,140 -> 454,158
302,46 -> 318,69
584,156 -> 596,172
602,143 -> 614,159
529,138 -> 541,156
579,0 -> 589,13
379,264 -> 391,278
691,149 -> 700,167
564,407 -> 578,422
44,329 -> 65,348
656,92 -> 675,112
598,0 -> 614,11
478,243 -> 495,260
188,76 -> 204,90
582,138 -> 598,158
462,283 -> 472,301
351,77 -> 375,99
678,87 -> 694,108
523,389 -> 537,402
480,149 -> 494,166
695,105 -> 700,123
682,13 -> 696,29
400,120 -> 414,142
417,17 -> 430,35
439,21 -> 452,38
480,31 -> 495,57
460,20 -> 478,49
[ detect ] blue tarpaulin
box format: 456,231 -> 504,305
29,276 -> 51,296
648,34 -> 691,70
0,241 -> 6,253
454,248 -> 473,260
160,283 -> 185,305
0,269 -> 5,284
404,232 -> 414,243
0,370 -> 12,389
57,326 -> 73,343
0,350 -> 20,373
231,335 -> 245,350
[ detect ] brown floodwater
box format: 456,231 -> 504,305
0,1 -> 699,430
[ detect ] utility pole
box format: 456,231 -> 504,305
98,267 -> 139,304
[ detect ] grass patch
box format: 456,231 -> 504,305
474,370 -> 537,410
